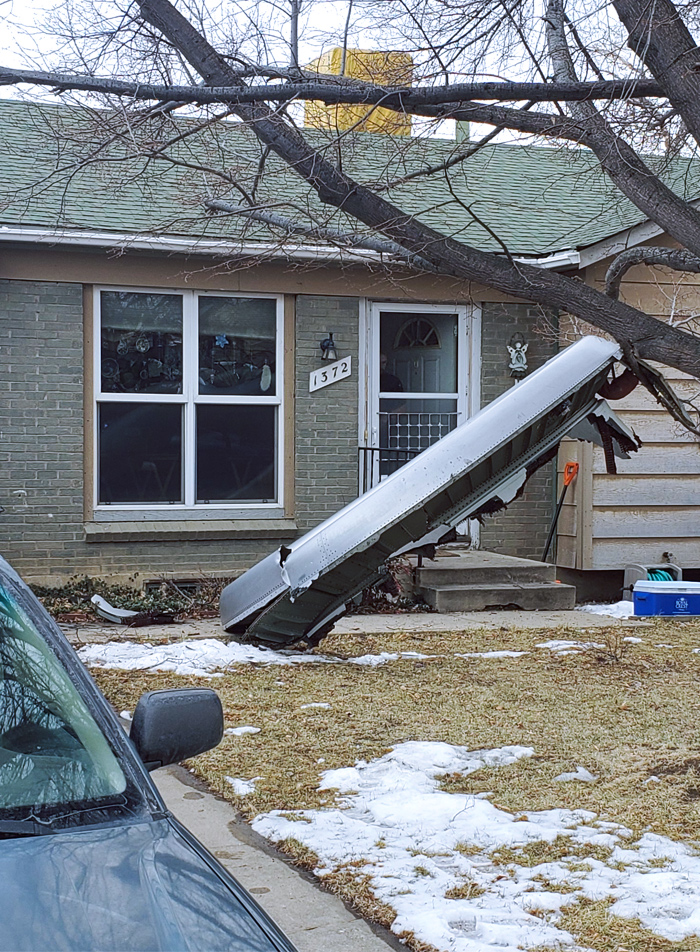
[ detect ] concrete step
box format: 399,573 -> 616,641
416,551 -> 555,587
418,581 -> 576,612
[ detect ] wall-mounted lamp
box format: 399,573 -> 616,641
320,332 -> 338,361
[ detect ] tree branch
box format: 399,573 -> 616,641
205,197 -> 436,267
614,0 -> 700,149
0,64 -> 665,106
135,0 -> 700,382
606,247 -> 700,299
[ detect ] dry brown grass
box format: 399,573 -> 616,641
89,615 -> 700,952
532,897 -> 700,952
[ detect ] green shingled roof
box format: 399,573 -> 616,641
0,98 -> 697,257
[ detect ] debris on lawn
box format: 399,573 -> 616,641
33,574 -> 232,622
90,594 -> 177,627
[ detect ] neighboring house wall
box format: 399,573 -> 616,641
479,302 -> 558,561
557,248 -> 700,571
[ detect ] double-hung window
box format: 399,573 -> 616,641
94,289 -> 284,511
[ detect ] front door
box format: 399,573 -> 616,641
364,303 -> 475,485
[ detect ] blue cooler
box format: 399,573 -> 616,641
633,580 -> 700,616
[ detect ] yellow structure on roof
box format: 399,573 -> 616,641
304,48 -> 413,135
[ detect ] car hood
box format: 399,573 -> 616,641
0,816 -> 287,951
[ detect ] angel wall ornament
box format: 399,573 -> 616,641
507,333 -> 529,379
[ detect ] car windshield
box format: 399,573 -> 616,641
0,583 -> 127,816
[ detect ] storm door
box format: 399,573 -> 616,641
363,303 -> 474,488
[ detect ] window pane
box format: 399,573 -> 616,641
197,406 -> 276,503
199,297 -> 277,396
99,403 -> 182,504
379,311 -> 458,393
100,291 -> 183,394
379,398 -> 458,450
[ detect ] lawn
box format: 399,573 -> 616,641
84,617 -> 700,952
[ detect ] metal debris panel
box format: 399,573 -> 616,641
220,336 -> 639,646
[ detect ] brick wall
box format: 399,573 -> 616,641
1,278 -> 552,583
0,279 -> 298,584
294,295 -> 360,531
478,303 -> 557,560
0,280 -> 86,578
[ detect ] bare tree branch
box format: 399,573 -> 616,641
205,197 -> 436,266
606,247 -> 700,299
0,64 -> 666,105
133,0 -> 700,381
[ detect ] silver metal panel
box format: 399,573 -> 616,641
221,337 -> 639,645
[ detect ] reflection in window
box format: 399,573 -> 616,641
96,290 -> 282,508
199,297 -> 276,396
99,403 -> 182,504
100,292 -> 183,395
196,405 -> 276,503
0,587 -> 126,811
394,318 -> 440,349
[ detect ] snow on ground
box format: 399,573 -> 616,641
253,742 -> 700,951
554,765 -> 597,783
457,650 -> 528,659
225,776 -> 261,795
577,600 -> 635,619
78,639 -> 438,675
536,639 -> 606,655
225,725 -> 261,736
348,651 -> 436,666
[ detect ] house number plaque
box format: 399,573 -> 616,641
309,356 -> 352,392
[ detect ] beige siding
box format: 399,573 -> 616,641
557,247 -> 700,571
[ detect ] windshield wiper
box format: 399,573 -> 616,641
0,818 -> 53,837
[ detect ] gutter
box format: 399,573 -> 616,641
0,224 -> 389,263
0,223 -> 581,270
514,249 -> 580,269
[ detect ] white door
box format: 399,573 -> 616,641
366,304 -> 472,478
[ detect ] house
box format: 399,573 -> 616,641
0,98 -> 698,591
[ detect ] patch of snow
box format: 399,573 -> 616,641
79,639 -> 439,675
300,702 -> 331,710
555,766 -> 597,783
457,650 -> 528,659
656,644 -> 678,649
225,776 -> 261,795
577,600 -> 635,619
77,638 -> 340,675
347,651 -> 435,666
536,639 -> 605,655
645,776 -> 661,785
624,636 -> 643,643
253,741 -> 700,950
225,726 -> 261,736
119,710 -> 132,722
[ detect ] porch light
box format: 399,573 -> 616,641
320,332 -> 338,361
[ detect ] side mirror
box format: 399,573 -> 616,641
130,688 -> 223,771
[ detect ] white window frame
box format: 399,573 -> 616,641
93,286 -> 285,515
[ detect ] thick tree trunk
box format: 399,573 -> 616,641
614,0 -> 700,148
138,0 -> 700,380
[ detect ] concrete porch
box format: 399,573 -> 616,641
414,548 -> 576,612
